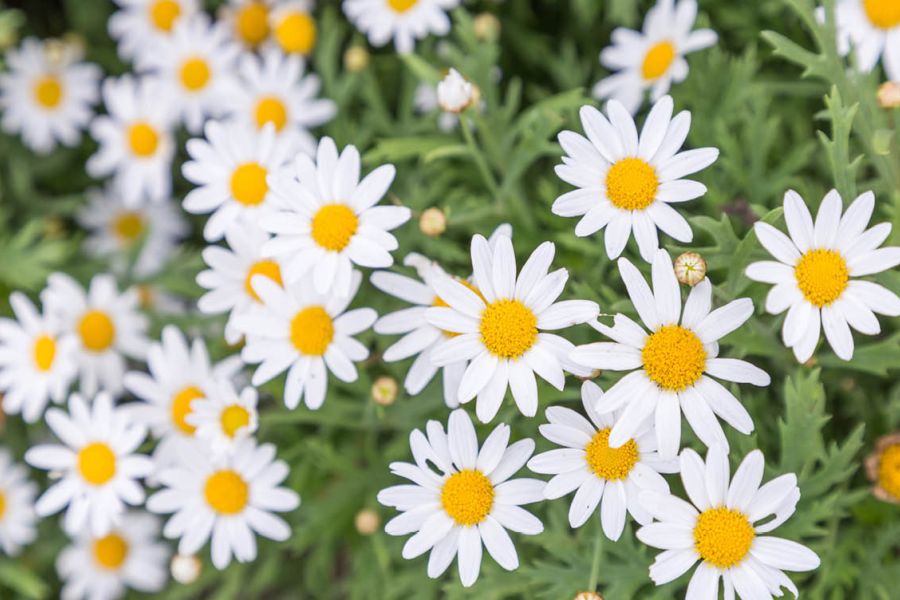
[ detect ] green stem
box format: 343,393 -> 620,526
587,531 -> 603,591
459,115 -> 502,202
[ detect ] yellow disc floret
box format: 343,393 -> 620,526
479,299 -> 538,359
274,11 -> 317,55
441,469 -> 494,526
255,96 -> 288,131
204,469 -> 249,515
78,442 -> 117,485
693,507 -> 755,569
606,158 -> 659,211
642,325 -> 706,391
127,122 -> 159,157
230,162 -> 269,206
236,1 -> 270,46
171,386 -> 203,435
794,249 -> 849,307
877,444 -> 900,501
112,211 -> 145,242
642,41 -> 676,80
388,0 -> 418,13
220,405 -> 251,438
78,310 -> 116,353
93,533 -> 129,570
149,0 -> 181,32
33,335 -> 57,372
585,428 -> 639,481
33,76 -> 63,109
290,306 -> 334,356
179,57 -> 211,92
244,259 -> 283,302
864,0 -> 900,29
311,204 -> 359,251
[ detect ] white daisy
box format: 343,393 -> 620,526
41,273 -> 151,397
0,292 -> 77,423
527,380 -> 678,540
78,185 -> 189,278
25,392 -> 154,536
377,409 -> 544,588
0,450 -> 38,556
57,512 -> 169,600
745,189 -> 900,362
268,0 -> 319,56
343,0 -> 459,54
183,120 -> 294,241
221,0 -> 274,49
570,249 -> 771,459
821,0 -> 900,79
636,446 -> 820,599
259,136 -> 410,298
593,0 -> 717,114
108,0 -> 199,65
553,95 -> 718,262
147,437 -> 299,569
87,75 -> 177,207
0,37 -> 101,154
424,235 -> 599,423
235,270 -> 376,410
186,379 -> 259,457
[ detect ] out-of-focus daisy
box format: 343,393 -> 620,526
527,381 -> 677,539
260,136 -> 410,297
87,75 -> 176,207
0,37 -> 101,154
147,438 -> 299,569
25,392 -> 154,536
221,0 -> 273,49
553,96 -> 718,262
865,432 -> 900,503
269,1 -> 318,56
745,189 -> 900,362
0,450 -> 38,556
57,512 -> 169,600
424,235 -> 599,422
821,0 -> 900,79
186,380 -> 259,456
222,48 -> 336,155
108,0 -> 199,64
140,14 -> 240,133
78,186 -> 189,278
42,273 -> 150,397
571,250 -> 770,458
637,446 -> 820,598
235,270 -> 376,410
378,409 -> 544,588
0,292 -> 77,423
343,0 -> 459,54
593,0 -> 717,114
183,120 -> 293,241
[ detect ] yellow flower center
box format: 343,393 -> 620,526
311,204 -> 359,251
794,249 -> 849,307
244,259 -> 283,302
33,334 -> 57,372
642,325 -> 706,391
127,121 -> 159,158
441,469 -> 494,526
606,158 -> 659,211
112,211 -> 145,242
274,11 -> 317,55
204,469 -> 249,515
236,1 -> 270,45
220,404 -> 251,438
78,310 -> 116,353
171,386 -> 203,435
641,40 -> 676,80
290,306 -> 334,356
585,428 -> 639,481
864,0 -> 900,29
149,0 -> 181,32
877,444 -> 900,501
433,279 -> 485,338
0,492 -> 6,520
255,96 -> 288,131
33,76 -> 63,109
479,299 -> 538,359
693,507 -> 755,569
230,162 -> 269,206
77,442 -> 117,486
93,533 -> 129,570
179,56 -> 211,92
388,0 -> 418,13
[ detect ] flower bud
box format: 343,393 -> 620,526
355,509 -> 381,535
371,375 -> 398,406
170,554 -> 202,585
437,68 -> 474,113
473,13 -> 500,41
344,45 -> 369,73
877,81 -> 900,108
574,593 -> 604,600
674,251 -> 707,286
419,207 -> 447,237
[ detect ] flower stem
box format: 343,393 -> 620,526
587,530 -> 603,591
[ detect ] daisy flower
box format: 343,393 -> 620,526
553,95 -> 718,262
343,0 -> 460,54
147,437 -> 299,569
821,0 -> 900,79
527,381 -> 677,539
424,235 -> 600,422
0,37 -> 101,154
377,409 -> 544,588
78,185 -> 189,278
41,273 -> 150,397
268,0 -> 318,56
186,379 -> 259,457
865,432 -> 900,504
57,512 -> 169,600
593,0 -> 717,114
108,0 -> 199,65
745,189 -> 900,362
0,292 -> 77,423
221,0 -> 273,49
0,450 -> 38,556
636,446 -> 820,598
25,392 -> 154,536
570,249 -> 771,459
235,270 -> 376,410
87,75 -> 177,207
259,136 -> 410,298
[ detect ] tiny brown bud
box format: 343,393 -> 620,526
371,376 -> 398,406
355,509 -> 381,535
674,252 -> 707,286
419,207 -> 447,237
877,81 -> 900,108
344,46 -> 369,73
473,13 -> 500,41
574,592 -> 604,600
170,554 -> 202,584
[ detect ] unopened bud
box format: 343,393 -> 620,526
878,81 -> 900,108
473,13 -> 500,41
574,593 -> 604,600
170,554 -> 201,585
674,252 -> 707,286
355,509 -> 381,535
344,46 -> 369,73
371,376 -> 398,406
437,68 -> 474,113
419,207 -> 447,237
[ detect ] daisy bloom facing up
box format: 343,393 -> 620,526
343,0 -> 460,54
571,249 -> 770,459
745,189 -> 900,362
378,409 -> 544,588
57,512 -> 169,600
260,136 -> 410,297
147,438 -> 299,569
553,96 -> 718,262
593,0 -> 717,114
108,0 -> 199,64
235,270 -> 376,410
42,273 -> 150,397
821,0 -> 900,79
865,432 -> 900,503
222,0 -> 273,49
424,235 -> 599,422
0,292 -> 77,423
269,1 -> 318,56
527,381 -> 677,540
25,392 -> 154,536
187,379 -> 259,457
637,446 -> 820,599
0,450 -> 39,556
0,37 -> 101,154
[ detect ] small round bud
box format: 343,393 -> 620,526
437,68 -> 474,113
574,593 -> 604,600
344,46 -> 369,73
355,509 -> 381,535
674,252 -> 707,286
877,81 -> 900,108
473,13 -> 501,41
170,554 -> 202,585
419,207 -> 447,237
371,376 -> 398,406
